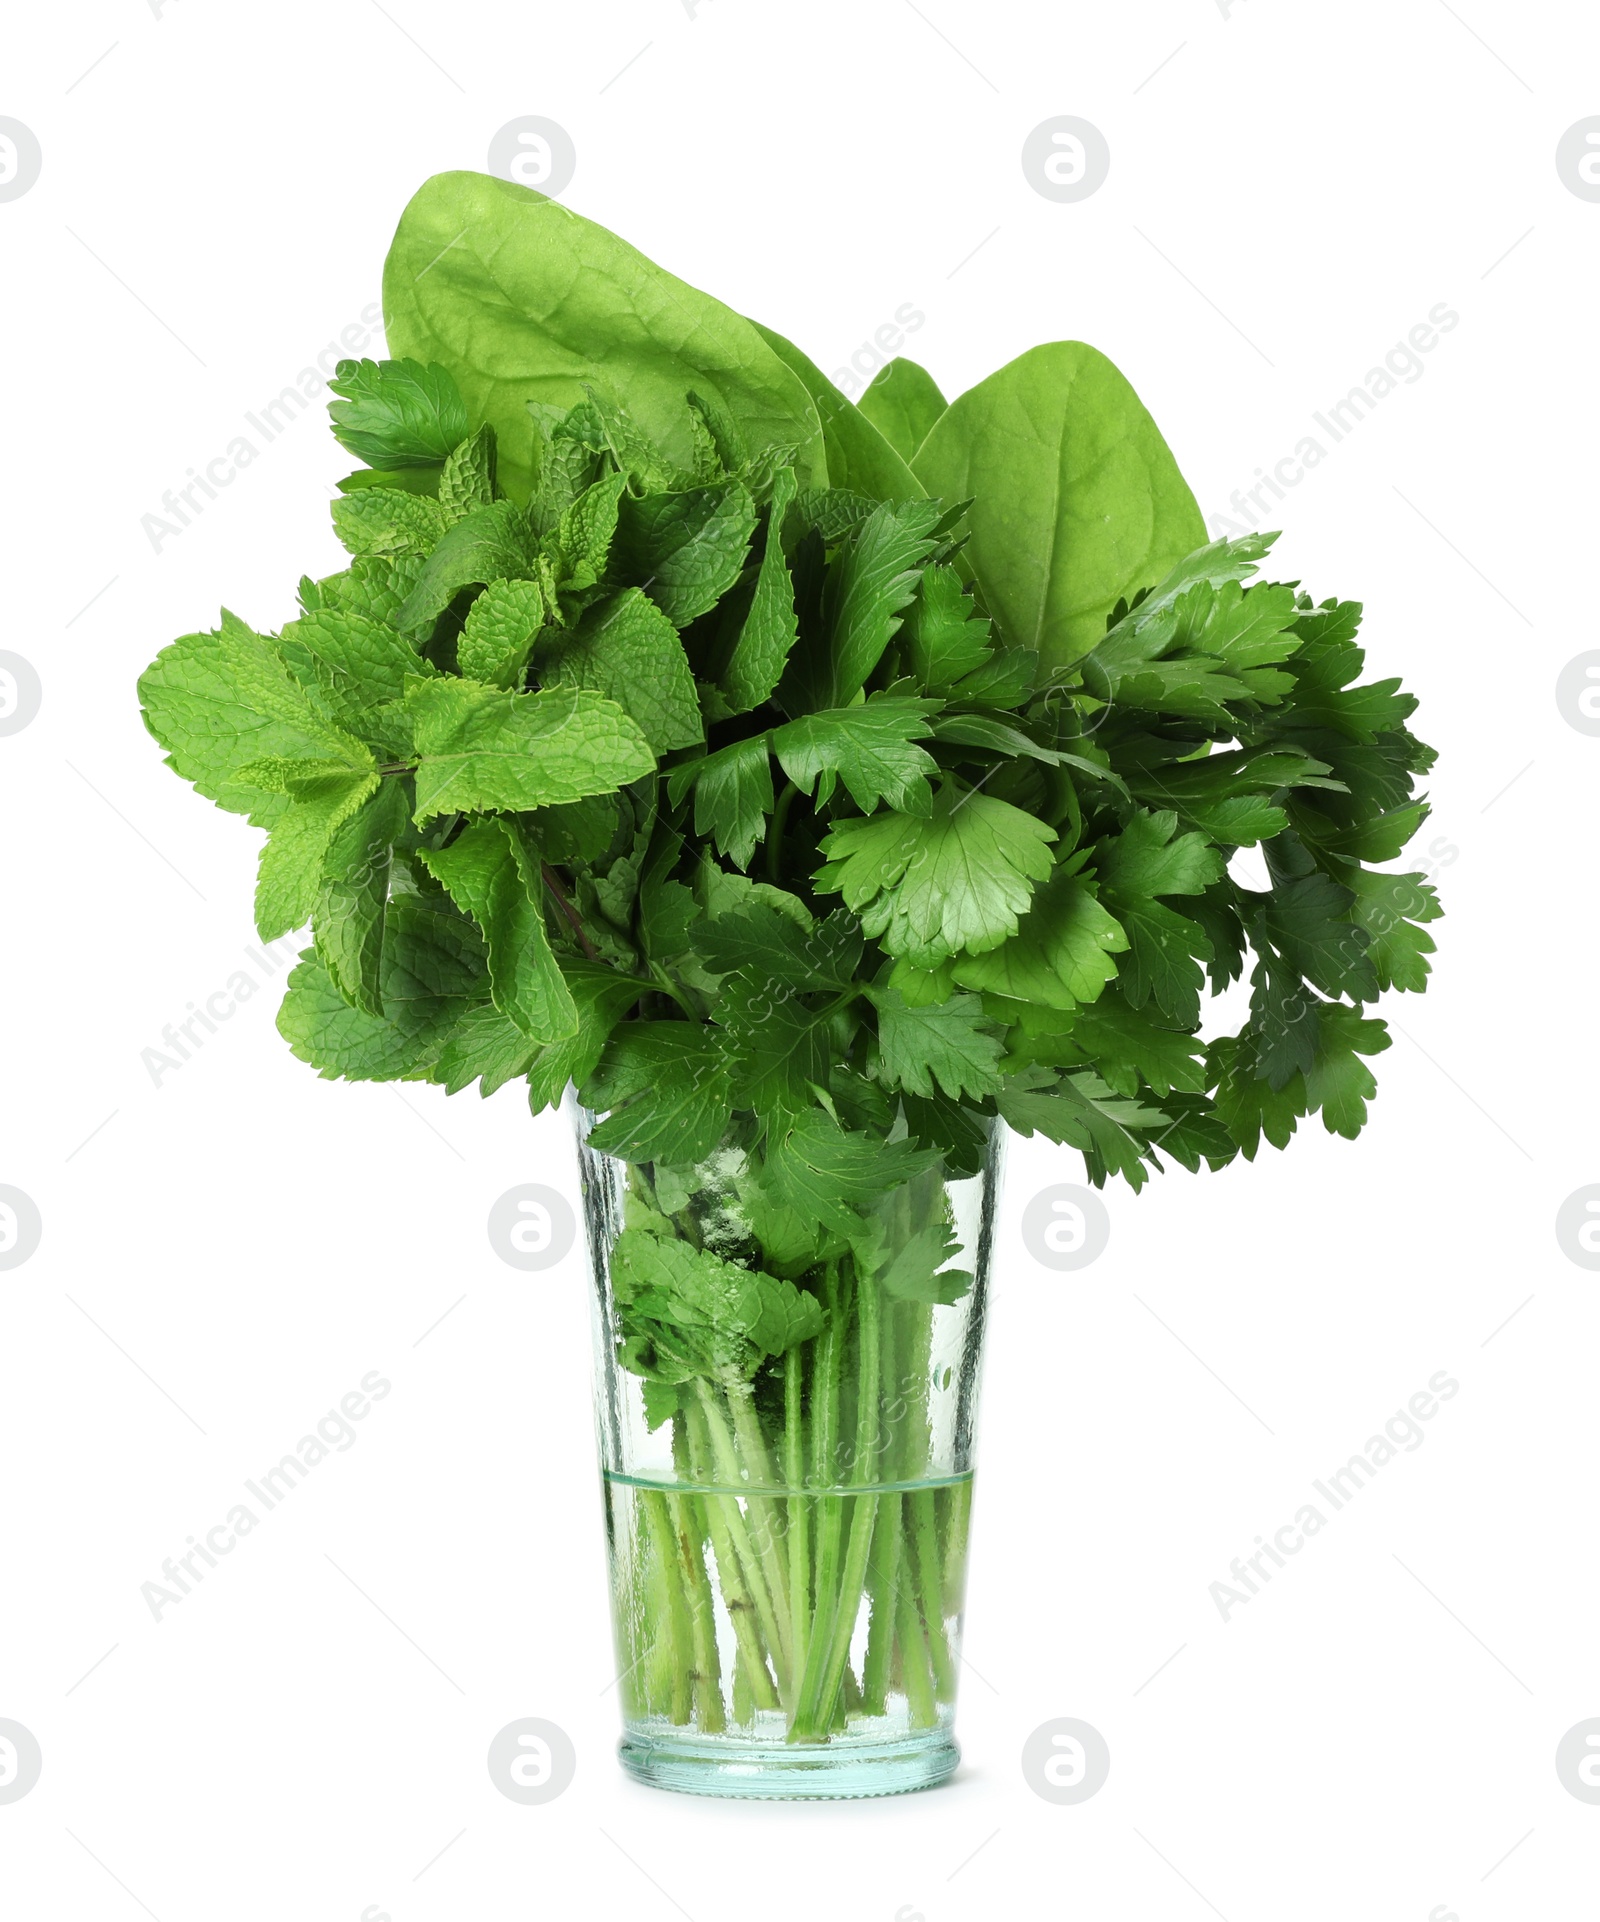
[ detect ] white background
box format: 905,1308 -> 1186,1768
1,2 -> 1595,1918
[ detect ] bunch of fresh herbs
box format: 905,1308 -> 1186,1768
137,173 -> 1438,1741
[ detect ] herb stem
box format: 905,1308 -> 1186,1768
540,862 -> 599,960
766,780 -> 799,887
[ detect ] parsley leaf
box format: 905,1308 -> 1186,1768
816,785 -> 1056,965
328,357 -> 469,469
772,693 -> 940,814
869,987 -> 1005,1100
951,867 -> 1127,1011
667,735 -> 774,870
583,1023 -> 733,1163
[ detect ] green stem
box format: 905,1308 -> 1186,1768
861,1489 -> 902,1717
788,1265 -> 844,1741
909,1488 -> 955,1702
640,1490 -> 693,1724
784,1347 -> 810,1702
693,1380 -> 792,1699
942,1474 -> 974,1617
685,1400 -> 779,1714
669,1490 -> 725,1732
723,1374 -> 794,1668
791,1263 -> 882,1740
861,1276 -> 905,1715
896,1575 -> 939,1729
766,780 -> 799,886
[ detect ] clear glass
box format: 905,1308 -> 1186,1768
576,1101 -> 1000,1799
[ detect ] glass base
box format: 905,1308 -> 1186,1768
619,1727 -> 960,1800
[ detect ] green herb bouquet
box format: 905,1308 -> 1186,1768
138,173 -> 1438,1796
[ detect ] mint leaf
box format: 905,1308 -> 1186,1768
276,894 -> 483,1081
612,481 -> 757,627
772,692 -> 939,814
139,612 -> 373,821
419,820 -> 577,1043
870,988 -> 1004,1100
298,555 -> 426,629
538,587 -> 703,754
331,488 -> 449,559
667,735 -> 773,870
437,424 -> 497,520
395,501 -> 535,636
407,678 -> 655,820
457,577 -> 546,689
276,607 -> 432,756
546,472 -> 627,594
610,1230 -> 823,1381
255,770 -> 379,941
328,357 -> 469,469
432,1000 -> 536,1097
312,778 -> 410,1015
439,960 -> 644,1104
583,1023 -> 733,1163
524,965 -> 645,1111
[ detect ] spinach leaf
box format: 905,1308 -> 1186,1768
858,356 -> 947,463
382,171 -> 828,500
912,342 -> 1206,677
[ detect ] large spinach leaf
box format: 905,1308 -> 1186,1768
911,342 -> 1205,678
858,356 -> 947,463
382,171 -> 829,501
